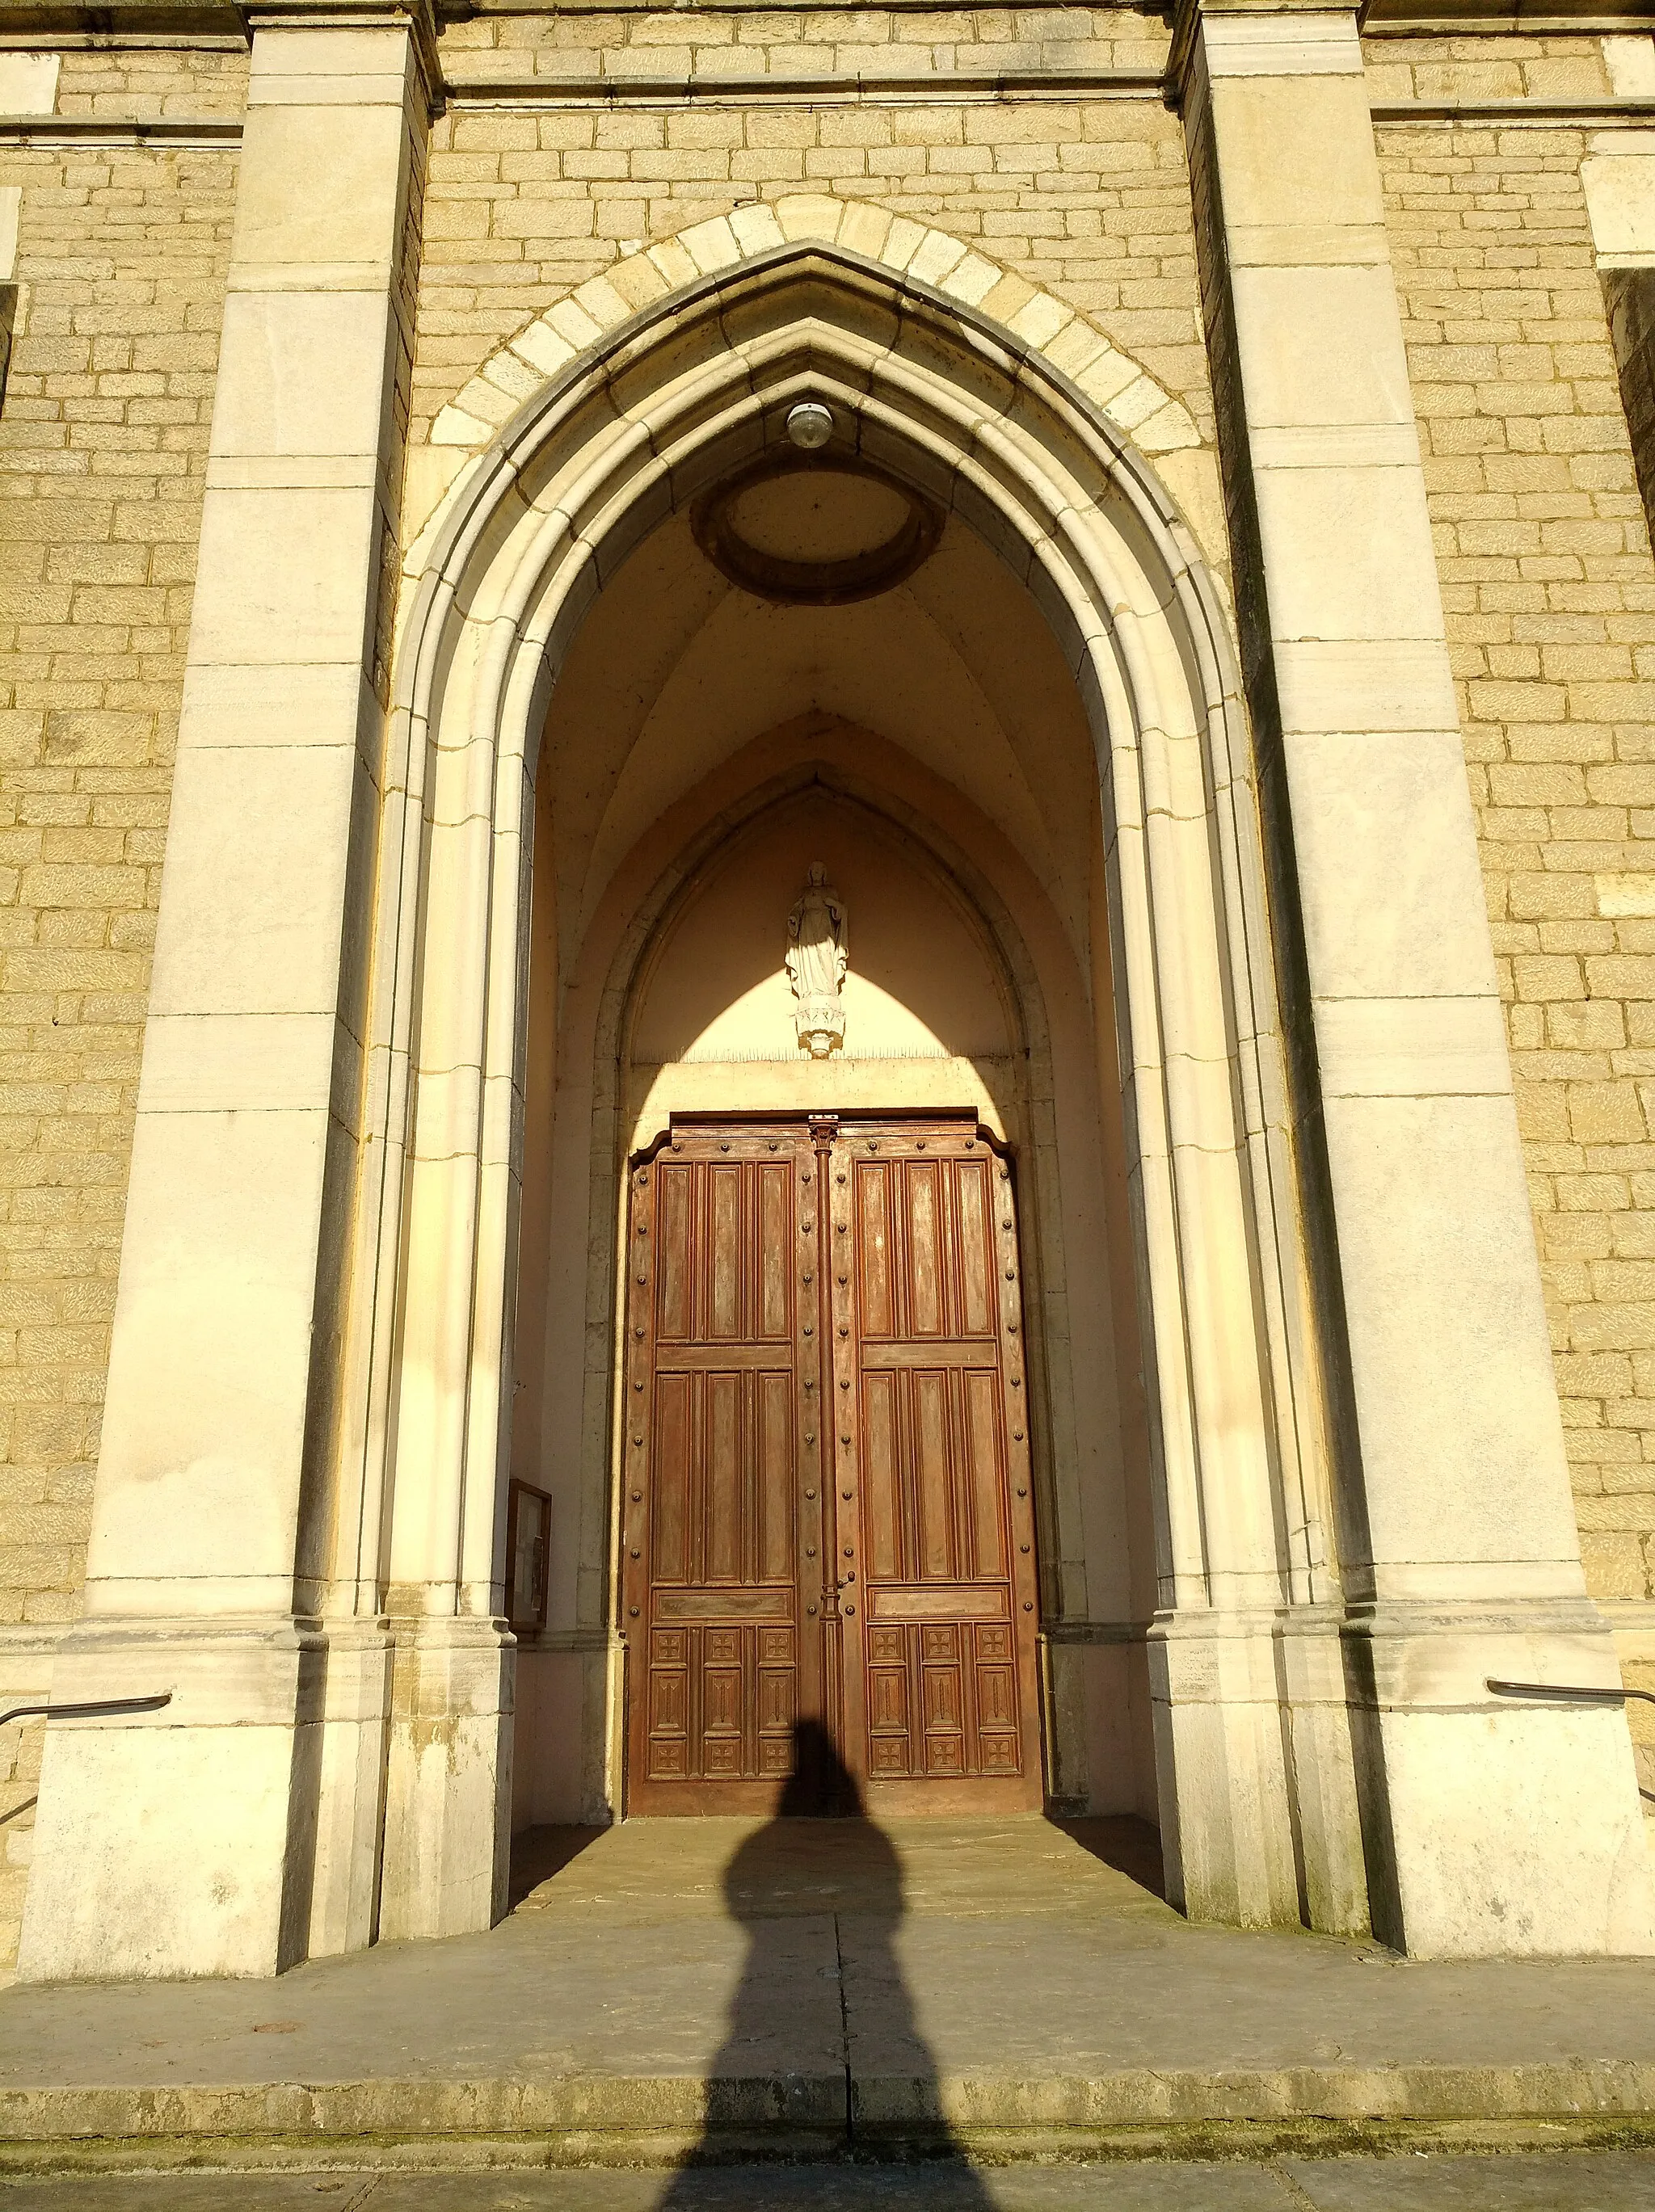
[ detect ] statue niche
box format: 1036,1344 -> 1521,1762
785,862 -> 849,1058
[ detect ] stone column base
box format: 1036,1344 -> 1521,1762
306,1623 -> 394,1960
1151,1609 -> 1371,1937
17,1616 -> 325,1983
1150,1609 -> 1324,1931
1344,1601 -> 1655,1958
377,1617 -> 513,1945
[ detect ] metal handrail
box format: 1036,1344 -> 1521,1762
0,1693 -> 172,1728
1487,1678 -> 1655,1708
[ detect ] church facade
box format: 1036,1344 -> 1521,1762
4,0 -> 1655,1983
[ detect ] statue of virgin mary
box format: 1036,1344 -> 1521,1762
785,863 -> 849,1058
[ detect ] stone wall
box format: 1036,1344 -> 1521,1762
52,43 -> 248,119
4,11 -> 1655,1966
1378,113 -> 1655,1647
1362,29 -> 1618,107
0,53 -> 242,1964
415,9 -> 1211,449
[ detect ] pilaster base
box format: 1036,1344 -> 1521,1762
306,1623 -> 393,1959
1149,1609 -> 1312,1929
1276,1613 -> 1371,1937
1345,1602 -> 1655,1958
17,1616 -> 324,1983
378,1617 -> 512,1944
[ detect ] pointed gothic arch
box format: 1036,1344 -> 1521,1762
577,764 -> 1071,1806
415,196 -> 1201,466
341,238 -> 1365,1945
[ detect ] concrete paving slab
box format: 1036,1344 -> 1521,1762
1284,2151 -> 1655,2208
3,1817 -> 1655,2168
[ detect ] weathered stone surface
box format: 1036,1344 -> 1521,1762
5,0 -> 1655,1995
6,1819 -> 1655,2172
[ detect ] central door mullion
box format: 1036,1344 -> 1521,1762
823,1119 -> 869,1802
799,1120 -> 828,1756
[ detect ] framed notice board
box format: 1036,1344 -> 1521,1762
504,1479 -> 552,1634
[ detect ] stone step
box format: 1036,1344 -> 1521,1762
10,1823 -> 1655,2177
6,2062 -> 1655,2176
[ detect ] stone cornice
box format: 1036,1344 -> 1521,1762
0,0 -> 1649,68
1362,0 -> 1654,23
0,0 -> 439,40
0,2 -> 250,31
1170,0 -> 1652,98
1174,0 -> 1654,32
1,0 -> 1650,38
0,107 -> 241,132
440,67 -> 1169,103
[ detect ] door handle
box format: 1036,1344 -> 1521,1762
837,1570 -> 856,1587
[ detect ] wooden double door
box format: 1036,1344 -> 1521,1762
621,1114 -> 1043,1814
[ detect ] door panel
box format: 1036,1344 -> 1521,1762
832,1124 -> 1043,1813
622,1116 -> 1042,1815
623,1129 -> 815,1813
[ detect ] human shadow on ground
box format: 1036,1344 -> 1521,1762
655,1720 -> 995,2207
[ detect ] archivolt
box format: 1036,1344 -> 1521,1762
417,195 -> 1200,474
583,759 -> 1068,1633
339,241 -> 1329,1713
